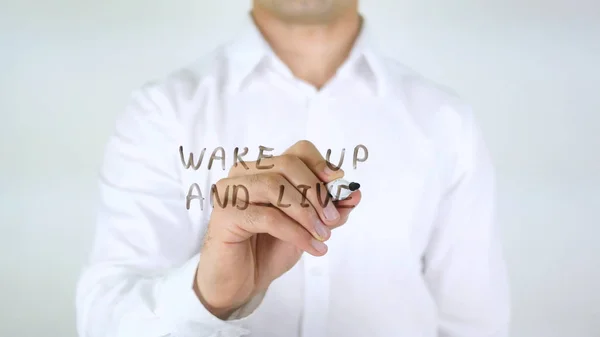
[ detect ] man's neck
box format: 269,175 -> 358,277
250,7 -> 362,89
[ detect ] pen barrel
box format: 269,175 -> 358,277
325,178 -> 353,201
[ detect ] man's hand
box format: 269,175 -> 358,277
194,140 -> 362,318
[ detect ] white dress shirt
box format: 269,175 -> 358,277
76,15 -> 510,337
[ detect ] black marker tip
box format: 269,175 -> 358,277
348,182 -> 360,191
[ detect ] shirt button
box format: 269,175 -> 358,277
310,267 -> 322,277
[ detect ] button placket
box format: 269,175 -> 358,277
300,95 -> 331,337
301,253 -> 330,337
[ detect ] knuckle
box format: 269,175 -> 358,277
243,207 -> 260,226
244,207 -> 275,229
244,207 -> 268,229
261,207 -> 280,225
294,140 -> 313,150
261,172 -> 283,191
278,153 -> 301,168
214,178 -> 230,190
244,173 -> 261,186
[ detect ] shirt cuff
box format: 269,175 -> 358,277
155,254 -> 264,337
227,290 -> 267,320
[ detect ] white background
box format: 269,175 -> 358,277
1,1 -> 599,336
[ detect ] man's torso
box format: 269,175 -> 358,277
152,39 -> 467,336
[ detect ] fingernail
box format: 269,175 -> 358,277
323,162 -> 344,177
314,220 -> 330,240
311,238 -> 328,253
323,203 -> 340,221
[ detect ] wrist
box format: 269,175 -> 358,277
193,277 -> 238,319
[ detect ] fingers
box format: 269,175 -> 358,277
228,140 -> 343,183
229,153 -> 341,226
211,203 -> 328,257
214,174 -> 331,242
221,140 -> 360,241
329,190 -> 362,230
283,140 -> 344,182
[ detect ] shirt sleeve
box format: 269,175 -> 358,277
75,84 -> 264,337
422,106 -> 511,337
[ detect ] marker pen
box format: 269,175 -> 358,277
325,178 -> 360,201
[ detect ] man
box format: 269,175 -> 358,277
76,0 -> 510,336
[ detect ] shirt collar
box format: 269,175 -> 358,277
224,12 -> 387,96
